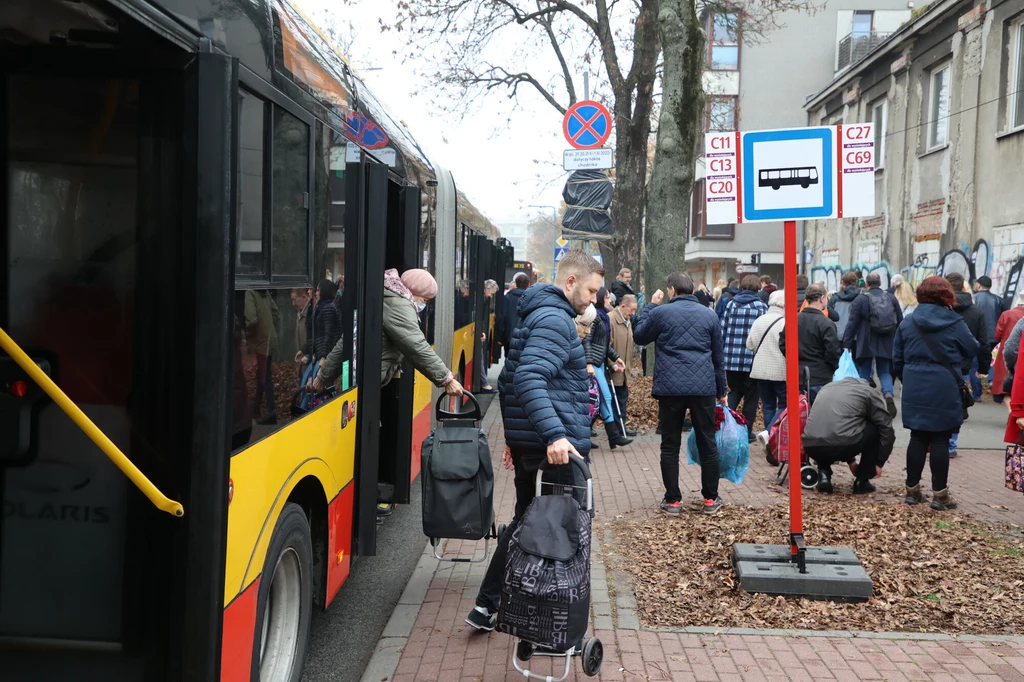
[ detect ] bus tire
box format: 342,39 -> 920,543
252,502 -> 313,682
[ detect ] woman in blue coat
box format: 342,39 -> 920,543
893,276 -> 979,511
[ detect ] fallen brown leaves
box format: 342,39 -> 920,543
626,376 -> 766,433
612,499 -> 1024,634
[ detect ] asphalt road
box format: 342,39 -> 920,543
302,482 -> 426,682
302,384 -> 497,682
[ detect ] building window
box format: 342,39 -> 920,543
708,13 -> 738,71
852,11 -> 874,37
928,64 -> 950,149
690,179 -> 705,239
872,99 -> 887,169
707,96 -> 737,132
1012,21 -> 1024,130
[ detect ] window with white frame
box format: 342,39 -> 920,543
708,13 -> 739,70
1012,21 -> 1024,130
872,99 -> 887,168
928,64 -> 950,149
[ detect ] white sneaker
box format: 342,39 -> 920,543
756,430 -> 770,448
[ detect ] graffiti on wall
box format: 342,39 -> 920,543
810,263 -> 891,292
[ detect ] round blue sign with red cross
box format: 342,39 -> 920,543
563,100 -> 613,150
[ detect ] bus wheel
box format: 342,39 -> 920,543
253,502 -> 313,682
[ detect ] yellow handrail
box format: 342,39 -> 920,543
0,326 -> 184,518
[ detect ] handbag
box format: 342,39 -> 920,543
1007,435 -> 1024,493
912,318 -> 974,420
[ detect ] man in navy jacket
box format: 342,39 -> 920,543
466,249 -> 604,633
633,272 -> 728,515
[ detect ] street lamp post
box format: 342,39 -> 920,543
530,204 -> 558,280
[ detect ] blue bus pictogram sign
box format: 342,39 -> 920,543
563,101 -> 613,150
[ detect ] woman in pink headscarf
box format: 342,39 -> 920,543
313,269 -> 464,395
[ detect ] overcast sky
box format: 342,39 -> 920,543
298,0 -> 583,228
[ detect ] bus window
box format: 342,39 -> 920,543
237,89 -> 266,277
271,106 -> 310,278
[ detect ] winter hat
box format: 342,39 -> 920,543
768,290 -> 785,309
401,269 -> 438,299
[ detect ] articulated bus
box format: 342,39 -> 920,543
0,1 -> 515,680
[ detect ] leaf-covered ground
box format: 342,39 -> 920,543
611,498 -> 1024,634
626,376 -> 767,434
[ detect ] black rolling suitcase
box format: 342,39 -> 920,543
498,456 -> 604,680
421,392 -> 498,561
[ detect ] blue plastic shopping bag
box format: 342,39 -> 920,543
686,406 -> 750,484
833,349 -> 859,382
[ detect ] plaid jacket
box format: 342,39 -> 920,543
721,292 -> 768,372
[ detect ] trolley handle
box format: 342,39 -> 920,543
435,391 -> 483,422
535,453 -> 593,511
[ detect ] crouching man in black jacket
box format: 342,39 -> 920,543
803,377 -> 896,494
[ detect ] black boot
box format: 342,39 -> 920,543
815,467 -> 834,494
605,419 -> 634,449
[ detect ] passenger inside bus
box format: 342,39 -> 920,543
312,269 -> 464,396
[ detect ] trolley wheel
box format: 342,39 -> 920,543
800,465 -> 820,489
516,640 -> 535,662
252,502 -> 313,682
581,637 -> 603,677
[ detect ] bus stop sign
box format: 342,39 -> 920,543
704,124 -> 875,225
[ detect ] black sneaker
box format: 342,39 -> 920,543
465,607 -> 497,632
703,497 -> 723,515
885,395 -> 897,418
625,428 -> 638,437
815,469 -> 834,494
852,479 -> 876,495
376,502 -> 396,517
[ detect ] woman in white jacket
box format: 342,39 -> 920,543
745,290 -> 788,433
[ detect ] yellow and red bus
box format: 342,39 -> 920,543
0,1 -> 513,680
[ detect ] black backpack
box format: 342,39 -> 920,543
866,289 -> 898,334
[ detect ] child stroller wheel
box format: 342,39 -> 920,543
516,640 -> 535,661
800,466 -> 819,489
581,637 -> 603,677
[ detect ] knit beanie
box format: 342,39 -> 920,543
401,269 -> 438,299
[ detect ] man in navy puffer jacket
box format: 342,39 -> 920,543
466,249 -> 604,633
633,272 -> 728,515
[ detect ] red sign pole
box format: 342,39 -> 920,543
783,219 -> 806,570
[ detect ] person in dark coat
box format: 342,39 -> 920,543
583,288 -> 632,447
757,275 -> 777,304
497,272 -> 529,356
946,272 -> 991,454
633,272 -> 728,515
794,274 -> 809,307
828,271 -> 861,339
779,284 -> 843,404
893,276 -> 979,511
466,250 -> 604,633
714,280 -> 741,319
610,267 -> 636,302
843,273 -> 903,416
297,279 -> 342,364
694,282 -> 714,308
970,274 -> 1003,398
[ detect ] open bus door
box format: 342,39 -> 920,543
0,37 -> 235,682
376,181 -> 420,505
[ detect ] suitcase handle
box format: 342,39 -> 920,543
535,454 -> 593,511
435,391 -> 483,421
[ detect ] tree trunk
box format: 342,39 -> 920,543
644,0 -> 705,299
599,0 -> 660,285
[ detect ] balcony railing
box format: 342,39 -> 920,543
837,31 -> 892,71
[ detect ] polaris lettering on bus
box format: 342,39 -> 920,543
3,501 -> 111,523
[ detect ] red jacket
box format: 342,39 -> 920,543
1004,341 -> 1024,444
992,306 -> 1024,396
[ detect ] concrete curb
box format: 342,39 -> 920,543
649,625 -> 1024,642
358,540 -> 433,682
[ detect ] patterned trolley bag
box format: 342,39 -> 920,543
497,456 -> 604,680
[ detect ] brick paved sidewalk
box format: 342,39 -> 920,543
361,402 -> 1024,682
